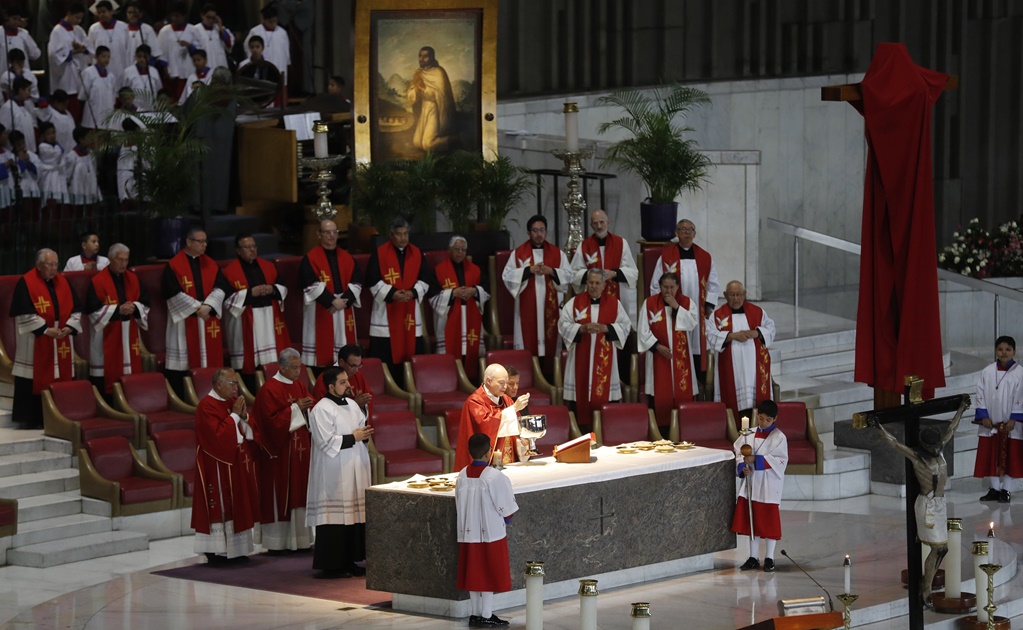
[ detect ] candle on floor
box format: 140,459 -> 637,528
741,416 -> 750,432
630,602 -> 651,630
564,102 -> 579,152
578,579 -> 598,630
973,540 -> 990,622
525,562 -> 545,630
843,555 -> 851,594
945,519 -> 962,598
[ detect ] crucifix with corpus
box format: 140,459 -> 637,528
824,42 -> 959,630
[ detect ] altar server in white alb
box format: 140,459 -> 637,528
732,399 -> 787,573
48,4 -> 93,119
306,366 -> 374,578
456,432 -> 518,628
195,4 -> 234,71
64,230 -> 109,271
502,215 -> 572,375
244,5 -> 290,86
558,268 -> 632,429
87,1 -> 131,77
706,280 -> 776,421
973,335 -> 1023,504
570,209 -> 639,323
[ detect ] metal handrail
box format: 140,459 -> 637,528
765,217 -> 1023,335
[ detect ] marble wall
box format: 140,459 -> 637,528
496,73 -> 868,302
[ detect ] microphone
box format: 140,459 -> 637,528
780,549 -> 834,612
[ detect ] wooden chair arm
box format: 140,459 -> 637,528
166,381 -> 198,414
455,360 -> 475,394
0,334 -> 13,384
255,369 -> 267,390
530,357 -> 558,402
592,410 -> 603,447
647,409 -> 664,442
667,409 -> 679,443
98,387 -> 139,424
629,352 -> 639,398
110,382 -> 134,415
78,449 -> 121,517
403,363 -> 417,394
42,390 -> 83,452
568,410 -> 583,439
182,376 -> 200,406
238,377 -> 256,406
553,352 -> 564,389
704,352 -> 715,400
416,419 -> 449,459
366,437 -> 382,486
131,446 -> 178,483
807,408 -> 825,475
434,416 -> 454,451
726,408 -> 739,443
145,439 -> 174,476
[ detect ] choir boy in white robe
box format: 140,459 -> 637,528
244,5 -> 290,87
124,2 -> 162,67
157,2 -> 202,102
120,45 -> 162,110
706,280 -> 776,422
0,8 -> 41,73
195,4 -> 233,71
0,78 -> 36,151
37,122 -> 69,204
731,399 -> 787,572
35,91 -> 76,154
456,432 -> 518,628
638,272 -> 701,420
80,46 -> 118,130
502,214 -> 572,376
973,335 -> 1023,503
306,366 -> 374,578
87,1 -> 131,77
558,268 -> 632,429
63,126 -> 101,205
47,4 -> 92,121
178,48 -> 213,104
0,49 -> 39,99
64,230 -> 109,272
9,130 -> 39,199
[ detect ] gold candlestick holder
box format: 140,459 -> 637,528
550,148 -> 593,256
962,562 -> 1010,629
298,154 -> 345,221
836,593 -> 858,630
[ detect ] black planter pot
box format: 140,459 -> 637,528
640,200 -> 679,241
152,217 -> 190,259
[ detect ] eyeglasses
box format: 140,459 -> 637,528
529,227 -> 547,234
344,361 -> 363,370
450,246 -> 467,252
319,230 -> 338,236
676,227 -> 695,234
188,238 -> 208,244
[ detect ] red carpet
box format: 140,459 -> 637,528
152,550 -> 391,606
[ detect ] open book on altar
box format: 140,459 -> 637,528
553,433 -> 596,463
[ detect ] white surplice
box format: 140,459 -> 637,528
164,278 -> 226,371
47,22 -> 92,95
223,279 -> 288,371
456,465 -> 518,544
706,307 -> 776,412
428,277 -> 489,355
306,397 -> 371,527
636,296 -> 700,397
733,427 -> 787,505
87,20 -> 131,75
975,362 -> 1023,440
649,246 -> 720,350
501,247 -> 571,357
557,296 -> 631,403
87,288 -> 150,380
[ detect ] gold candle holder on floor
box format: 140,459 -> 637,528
836,593 -> 858,630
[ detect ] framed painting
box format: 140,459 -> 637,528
353,0 -> 498,164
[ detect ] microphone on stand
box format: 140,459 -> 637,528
780,549 -> 834,612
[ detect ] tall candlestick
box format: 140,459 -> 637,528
313,120 -> 329,158
630,602 -> 651,630
578,580 -> 598,630
564,102 -> 579,152
843,555 -> 851,594
973,540 -> 990,622
525,562 -> 545,630
946,519 -> 962,598
741,416 -> 750,432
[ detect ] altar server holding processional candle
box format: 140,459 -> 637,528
732,400 -> 787,573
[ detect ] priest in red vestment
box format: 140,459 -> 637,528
223,235 -> 290,393
311,344 -> 373,418
250,348 -> 314,551
453,364 -> 529,471
192,367 -> 259,562
300,219 -> 362,370
428,235 -> 488,381
638,271 -> 700,423
364,218 -> 436,387
10,249 -> 83,429
85,243 -> 149,395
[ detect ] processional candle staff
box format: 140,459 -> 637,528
740,420 -> 755,559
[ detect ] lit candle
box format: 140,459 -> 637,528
974,541 -> 990,622
946,519 -> 962,598
988,521 -> 996,538
843,555 -> 851,594
313,120 -> 329,158
564,102 -> 579,152
741,416 -> 750,432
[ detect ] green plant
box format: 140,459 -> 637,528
351,160 -> 404,234
596,84 -> 712,203
398,151 -> 442,234
437,150 -> 484,234
479,155 -> 534,231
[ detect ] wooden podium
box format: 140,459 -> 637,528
738,612 -> 843,630
553,433 -> 595,463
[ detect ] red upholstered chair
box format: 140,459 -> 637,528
0,274 -> 20,383
42,381 -> 139,453
0,497 -> 17,537
147,429 -> 197,507
274,256 -> 304,351
482,349 -> 558,406
352,253 -> 372,352
367,410 -> 450,484
361,357 -> 419,416
129,264 -> 167,372
112,373 -> 196,446
592,403 -> 662,447
257,361 -> 315,392
486,251 -> 515,350
676,402 -> 736,450
436,408 -> 462,452
529,405 -> 583,452
769,401 -> 824,475
405,354 -> 475,420
183,366 -> 255,406
79,436 -> 177,516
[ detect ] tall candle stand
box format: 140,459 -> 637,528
299,154 -> 345,221
962,543 -> 1009,629
550,147 -> 593,256
739,425 -> 756,560
836,592 -> 858,630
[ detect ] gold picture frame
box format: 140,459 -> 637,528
353,0 -> 498,164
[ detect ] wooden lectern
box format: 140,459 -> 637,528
737,611 -> 843,630
553,433 -> 595,463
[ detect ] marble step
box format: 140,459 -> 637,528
6,530 -> 149,568
0,468 -> 79,499
772,345 -> 856,376
16,493 -> 83,522
782,448 -> 871,501
10,513 -> 111,547
771,329 -> 857,355
0,451 -> 72,479
0,437 -> 49,457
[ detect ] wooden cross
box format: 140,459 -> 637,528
180,275 -> 193,292
384,267 -> 401,285
852,376 -> 968,630
207,320 -> 220,338
33,295 -> 51,314
588,496 -> 615,535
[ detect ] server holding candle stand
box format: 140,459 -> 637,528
731,400 -> 787,572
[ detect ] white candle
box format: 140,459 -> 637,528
974,541 -> 989,622
525,563 -> 544,630
579,580 -> 597,630
843,555 -> 851,594
946,520 -> 962,598
741,416 -> 750,432
313,120 -> 329,158
564,102 -> 579,152
631,603 -> 651,630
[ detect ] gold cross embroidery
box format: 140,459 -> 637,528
405,314 -> 415,331
104,295 -> 118,306
33,295 -> 51,314
180,275 -> 193,292
207,320 -> 220,338
467,329 -> 478,346
57,341 -> 70,359
384,267 -> 400,285
318,269 -> 331,284
131,338 -> 142,356
293,432 -> 308,460
442,278 -> 457,290
274,319 -> 285,334
233,280 -> 246,290
240,448 -> 253,473
345,315 -> 355,333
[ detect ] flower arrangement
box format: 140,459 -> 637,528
937,218 -> 1023,278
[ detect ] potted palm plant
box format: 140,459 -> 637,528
596,84 -> 712,241
479,154 -> 534,231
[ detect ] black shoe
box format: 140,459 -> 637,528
478,615 -> 509,627
999,490 -> 1011,504
981,488 -> 1001,501
314,570 -> 353,579
739,557 -> 760,571
348,564 -> 366,577
763,558 -> 776,572
468,615 -> 481,627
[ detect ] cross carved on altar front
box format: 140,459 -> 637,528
588,496 -> 615,535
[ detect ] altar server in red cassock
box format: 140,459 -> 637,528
223,235 -> 290,393
300,219 -> 361,369
365,218 -> 436,386
973,335 -> 1023,504
163,227 -> 230,395
10,249 -> 82,429
502,215 -> 571,375
429,235 -> 488,381
570,210 -> 638,323
453,364 -> 529,471
649,220 -> 720,386
192,368 -> 260,562
456,432 -> 518,628
311,344 -> 373,418
250,348 -> 314,551
732,400 -> 787,573
558,269 -> 632,429
707,281 -> 776,422
638,272 -> 700,422
86,243 -> 149,394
